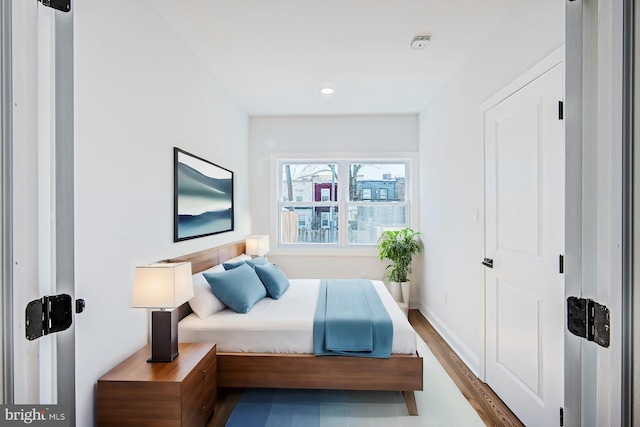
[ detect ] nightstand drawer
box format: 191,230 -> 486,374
98,381 -> 181,426
97,343 -> 217,427
182,353 -> 217,425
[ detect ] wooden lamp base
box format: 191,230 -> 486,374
148,309 -> 179,362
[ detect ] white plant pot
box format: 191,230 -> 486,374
400,281 -> 410,305
387,281 -> 403,302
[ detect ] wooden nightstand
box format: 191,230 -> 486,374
97,342 -> 216,427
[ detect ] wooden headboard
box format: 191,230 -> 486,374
165,240 -> 246,320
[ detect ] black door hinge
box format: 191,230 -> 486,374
481,258 -> 494,268
558,101 -> 564,120
567,297 -> 610,347
560,407 -> 564,426
559,254 -> 564,274
38,0 -> 71,12
25,294 -> 73,340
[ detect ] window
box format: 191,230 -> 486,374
320,212 -> 330,228
278,159 -> 410,247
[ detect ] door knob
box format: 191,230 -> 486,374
481,258 -> 494,268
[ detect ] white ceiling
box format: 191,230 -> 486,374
150,0 -> 518,116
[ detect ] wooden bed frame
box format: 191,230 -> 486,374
168,241 -> 423,415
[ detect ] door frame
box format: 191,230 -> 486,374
564,1 -> 583,424
5,0 -> 76,419
1,0 -> 12,404
479,46 -> 564,382
565,1 -> 627,426
624,0 -> 634,425
52,8 -> 76,420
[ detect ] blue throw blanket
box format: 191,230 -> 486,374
313,279 -> 393,358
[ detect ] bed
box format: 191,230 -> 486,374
168,241 -> 423,415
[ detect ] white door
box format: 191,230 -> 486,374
484,63 -> 564,427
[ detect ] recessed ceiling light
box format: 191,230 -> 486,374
320,87 -> 334,95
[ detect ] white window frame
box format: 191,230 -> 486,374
272,153 -> 418,254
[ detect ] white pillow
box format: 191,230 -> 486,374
188,264 -> 226,319
224,253 -> 251,263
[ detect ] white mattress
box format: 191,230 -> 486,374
179,279 -> 417,355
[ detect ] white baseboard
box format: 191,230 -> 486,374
417,302 -> 481,377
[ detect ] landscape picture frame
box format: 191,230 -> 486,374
174,147 -> 234,241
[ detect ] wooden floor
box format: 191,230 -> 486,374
208,309 -> 523,427
409,309 -> 524,427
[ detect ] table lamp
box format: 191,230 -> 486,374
245,235 -> 270,258
132,262 -> 193,362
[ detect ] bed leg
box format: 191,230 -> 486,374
402,391 -> 418,416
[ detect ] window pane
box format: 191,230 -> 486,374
281,206 -> 339,244
348,163 -> 406,202
281,163 -> 339,202
347,205 -> 407,244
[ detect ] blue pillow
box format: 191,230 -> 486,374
222,260 -> 246,270
203,263 -> 267,313
247,257 -> 269,268
254,263 -> 290,300
222,257 -> 269,270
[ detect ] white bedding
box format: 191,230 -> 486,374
179,279 -> 417,355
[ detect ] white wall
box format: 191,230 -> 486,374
249,115 -> 419,282
418,0 -> 564,373
74,1 -> 248,425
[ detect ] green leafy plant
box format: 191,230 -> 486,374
377,228 -> 421,283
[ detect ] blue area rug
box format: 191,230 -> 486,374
225,388 -> 406,427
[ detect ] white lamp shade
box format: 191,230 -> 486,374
132,262 -> 194,309
245,235 -> 270,257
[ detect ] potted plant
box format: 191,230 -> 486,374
377,228 -> 421,305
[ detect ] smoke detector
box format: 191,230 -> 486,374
410,35 -> 431,50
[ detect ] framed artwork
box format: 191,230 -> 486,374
174,147 -> 234,241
